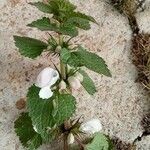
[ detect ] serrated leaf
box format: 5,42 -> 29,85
14,113 -> 42,150
61,47 -> 111,77
14,36 -> 48,59
29,2 -> 52,13
66,17 -> 91,30
68,11 -> 97,24
74,47 -> 111,77
28,17 -> 78,37
85,133 -> 114,150
27,85 -> 76,141
79,70 -> 96,95
28,17 -> 59,32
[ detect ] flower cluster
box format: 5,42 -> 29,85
68,119 -> 102,144
35,67 -> 83,99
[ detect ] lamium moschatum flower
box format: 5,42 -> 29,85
68,76 -> 82,90
68,72 -> 83,90
80,119 -> 102,134
35,67 -> 59,99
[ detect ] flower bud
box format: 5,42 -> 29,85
55,45 -> 61,53
80,119 -> 102,134
68,76 -> 82,90
67,133 -> 75,145
59,80 -> 67,90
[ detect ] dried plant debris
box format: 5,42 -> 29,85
141,113 -> 150,135
112,137 -> 136,150
132,34 -> 150,90
15,98 -> 26,110
109,0 -> 145,14
134,113 -> 150,143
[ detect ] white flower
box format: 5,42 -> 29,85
80,119 -> 102,134
67,133 -> 75,145
68,76 -> 82,90
35,67 -> 59,99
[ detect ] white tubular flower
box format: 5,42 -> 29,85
67,133 -> 75,145
35,67 -> 59,99
68,76 -> 82,90
59,80 -> 67,90
80,119 -> 102,134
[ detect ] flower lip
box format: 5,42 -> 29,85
80,119 -> 102,134
35,67 -> 59,99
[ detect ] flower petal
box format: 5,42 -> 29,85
67,133 -> 75,145
80,119 -> 102,134
39,86 -> 53,99
35,67 -> 59,88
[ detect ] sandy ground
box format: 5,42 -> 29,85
0,0 -> 150,150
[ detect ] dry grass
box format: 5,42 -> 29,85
112,137 -> 136,150
132,34 -> 150,91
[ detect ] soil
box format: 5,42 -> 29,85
0,0 -> 150,149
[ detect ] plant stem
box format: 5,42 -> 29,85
59,34 -> 67,80
75,136 -> 85,150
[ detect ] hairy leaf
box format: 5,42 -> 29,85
66,17 -> 91,30
14,113 -> 42,150
28,17 -> 78,37
28,17 -> 59,32
68,11 -> 97,24
27,85 -> 76,141
14,36 -> 48,58
61,47 -> 111,77
29,2 -> 52,13
74,47 -> 111,77
85,133 -> 114,150
79,70 -> 96,95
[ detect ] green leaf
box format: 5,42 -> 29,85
14,36 -> 48,58
74,47 -> 111,77
85,133 -> 114,150
79,70 -> 96,95
29,2 -> 52,13
68,11 -> 97,24
28,17 -> 59,32
66,17 -> 91,30
28,17 -> 78,37
27,85 -> 76,141
60,23 -> 78,37
60,48 -> 81,67
14,113 -> 42,150
61,47 -> 111,77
